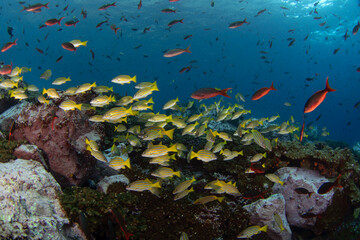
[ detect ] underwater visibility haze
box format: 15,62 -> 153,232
1,0 -> 360,239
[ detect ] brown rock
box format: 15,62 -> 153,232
11,103 -> 105,187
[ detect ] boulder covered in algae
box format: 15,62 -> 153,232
10,102 -> 105,187
0,159 -> 85,240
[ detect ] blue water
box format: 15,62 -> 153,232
1,0 -> 359,145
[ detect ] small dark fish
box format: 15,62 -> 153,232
305,77 -> 314,81
90,50 -> 95,60
138,0 -> 142,10
133,44 -> 142,49
319,21 -> 326,27
304,34 -> 309,41
64,19 -> 79,27
354,101 -> 360,109
143,27 -> 150,33
317,175 -> 342,194
315,114 -> 322,121
56,56 -> 63,63
352,21 -> 360,35
35,47 -> 44,54
81,9 -> 87,19
280,6 -> 288,10
161,8 -> 176,13
288,39 -> 295,46
333,48 -> 340,54
294,188 -> 313,197
344,29 -> 349,41
184,35 -> 192,40
313,16 -> 322,20
211,0 -> 214,7
228,19 -> 248,29
39,24 -> 47,29
7,27 -> 14,38
99,2 -> 116,10
269,41 -> 273,48
96,20 -> 108,28
357,67 -> 360,72
254,8 -> 266,17
168,19 -> 183,27
63,4 -> 68,11
179,66 -> 192,73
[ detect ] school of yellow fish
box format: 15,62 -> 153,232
1,66 -> 306,238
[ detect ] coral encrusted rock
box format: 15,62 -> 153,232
10,103 -> 105,187
0,159 -> 72,239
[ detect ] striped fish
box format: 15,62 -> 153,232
180,232 -> 189,240
174,187 -> 194,201
142,143 -> 178,158
103,107 -> 134,121
126,178 -> 161,192
251,130 -> 267,150
173,176 -> 196,194
151,167 -> 181,179
189,149 -> 217,162
109,156 -> 130,170
237,225 -> 268,238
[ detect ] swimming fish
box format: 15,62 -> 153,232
164,45 -> 191,57
304,77 -> 336,113
237,225 -> 268,239
251,82 -> 276,100
191,88 -> 231,100
1,38 -> 18,52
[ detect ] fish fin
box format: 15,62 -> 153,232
219,88 -> 232,98
185,44 -> 191,53
325,77 -> 336,92
270,81 -> 277,90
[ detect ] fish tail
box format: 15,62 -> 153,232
180,19 -> 184,23
76,103 -> 82,111
325,77 -> 336,92
132,75 -> 137,83
42,88 -> 47,95
185,44 -> 191,53
260,225 -> 268,232
165,128 -> 175,140
109,86 -> 113,92
147,97 -> 154,104
82,41 -> 88,47
14,38 -> 18,45
217,196 -> 224,202
58,17 -> 64,25
125,158 -> 131,169
189,151 -> 197,160
219,88 -> 232,98
44,2 -> 49,8
270,81 -> 277,90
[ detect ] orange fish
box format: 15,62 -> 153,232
22,3 -> 49,12
45,17 -> 64,26
0,64 -> 12,75
163,45 -> 191,57
191,87 -> 231,100
99,2 -> 116,10
304,77 -> 335,113
251,82 -> 276,100
1,38 -> 18,52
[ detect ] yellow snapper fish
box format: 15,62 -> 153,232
103,106 -> 135,121
94,85 -> 113,93
10,91 -> 28,100
38,95 -> 49,104
250,152 -> 267,162
163,97 -> 179,110
133,83 -> 159,100
117,96 -> 135,106
7,67 -> 22,77
75,82 -> 96,94
237,225 -> 268,239
214,180 -> 240,196
40,69 -> 52,80
89,115 -> 106,123
182,122 -> 198,136
90,95 -> 116,107
148,113 -> 173,123
274,212 -> 285,232
59,100 -> 82,111
190,149 -> 217,162
52,77 -> 71,85
193,195 -> 224,205
26,84 -> 39,92
86,146 -> 107,162
149,153 -> 176,166
174,187 -> 194,201
151,166 -> 181,179
69,40 -> 88,47
109,156 -> 130,170
85,138 -> 99,151
139,126 -> 175,140
135,80 -> 157,89
64,87 -> 78,96
265,173 -> 284,186
111,75 -> 136,85
0,79 -> 18,89
179,232 -> 189,240
142,143 -> 178,158
42,88 -> 60,99
126,178 -> 161,192
173,176 -> 196,194
268,114 -> 280,122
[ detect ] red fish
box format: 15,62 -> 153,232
251,81 -> 276,100
163,45 -> 191,57
81,9 -> 87,19
1,38 -> 18,52
317,174 -> 342,194
228,19 -> 248,29
162,8 -> 176,13
184,34 -> 192,40
110,24 -> 120,34
0,64 -> 12,75
22,3 -> 49,12
179,66 -> 191,73
64,19 -> 79,27
352,21 -> 360,35
299,120 -> 305,142
168,19 -> 183,27
36,47 -> 44,54
191,87 -> 231,100
45,17 -> 64,26
99,2 -> 116,10
304,77 -> 335,113
138,0 -> 142,9
56,56 -> 63,63
62,42 -> 76,52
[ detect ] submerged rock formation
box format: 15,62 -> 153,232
7,102 -> 105,187
0,159 -> 84,240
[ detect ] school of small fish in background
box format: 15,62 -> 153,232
0,1 -> 353,239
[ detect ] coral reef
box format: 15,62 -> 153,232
0,159 -> 82,240
10,103 -> 105,187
